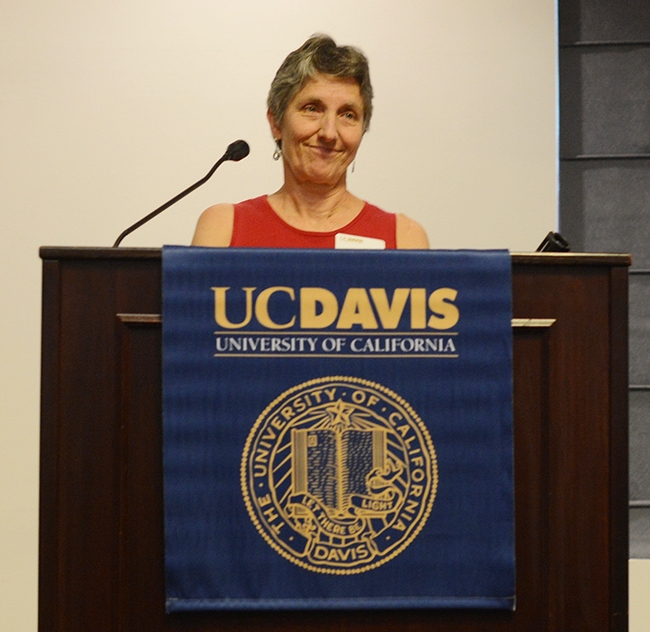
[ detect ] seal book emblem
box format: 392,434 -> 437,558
241,376 -> 438,574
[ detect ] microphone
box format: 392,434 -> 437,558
224,139 -> 250,161
112,140 -> 250,247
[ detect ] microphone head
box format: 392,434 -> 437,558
225,139 -> 250,161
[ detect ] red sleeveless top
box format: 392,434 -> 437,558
230,196 -> 397,249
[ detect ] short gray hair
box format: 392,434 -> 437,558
267,34 -> 373,132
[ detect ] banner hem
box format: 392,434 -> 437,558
166,595 -> 516,612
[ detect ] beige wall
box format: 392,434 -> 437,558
630,560 -> 650,630
0,1 -> 566,630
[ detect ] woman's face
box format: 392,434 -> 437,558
269,74 -> 365,187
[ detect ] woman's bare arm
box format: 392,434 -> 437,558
191,204 -> 235,247
396,213 -> 430,249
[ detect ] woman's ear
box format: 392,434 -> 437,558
267,109 -> 281,140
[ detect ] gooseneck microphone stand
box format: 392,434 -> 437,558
112,139 -> 249,247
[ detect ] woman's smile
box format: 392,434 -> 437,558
307,144 -> 342,158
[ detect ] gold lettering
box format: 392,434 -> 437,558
293,399 -> 307,413
314,545 -> 329,560
270,417 -> 286,431
428,288 -> 459,330
281,406 -> 295,421
262,506 -> 280,522
410,288 -> 427,329
404,499 -> 419,514
336,288 -> 378,329
412,468 -> 425,482
388,412 -> 402,426
300,288 -> 338,328
212,286 -> 255,329
369,288 -> 410,329
255,286 -> 296,329
270,521 -> 285,534
254,449 -> 269,464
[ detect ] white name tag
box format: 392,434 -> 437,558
335,233 -> 386,250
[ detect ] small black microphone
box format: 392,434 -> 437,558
536,231 -> 570,252
224,139 -> 250,161
112,140 -> 250,247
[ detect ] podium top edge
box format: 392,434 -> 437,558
40,246 -> 162,260
39,246 -> 632,267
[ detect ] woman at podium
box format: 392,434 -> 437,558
192,35 -> 428,250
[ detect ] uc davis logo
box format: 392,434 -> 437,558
241,376 -> 438,574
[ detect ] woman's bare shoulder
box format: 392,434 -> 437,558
191,203 -> 235,247
396,213 -> 430,250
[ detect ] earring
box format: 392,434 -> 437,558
351,160 -> 356,174
273,140 -> 282,161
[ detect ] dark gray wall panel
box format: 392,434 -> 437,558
630,389 -> 650,500
560,0 -> 650,44
560,161 -> 650,267
630,275 -> 650,384
630,507 -> 650,558
560,47 -> 650,156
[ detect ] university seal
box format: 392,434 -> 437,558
241,376 -> 438,574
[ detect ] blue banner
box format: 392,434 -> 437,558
162,247 -> 514,611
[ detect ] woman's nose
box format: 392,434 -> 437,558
318,113 -> 337,142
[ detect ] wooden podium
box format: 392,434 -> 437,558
39,248 -> 630,632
